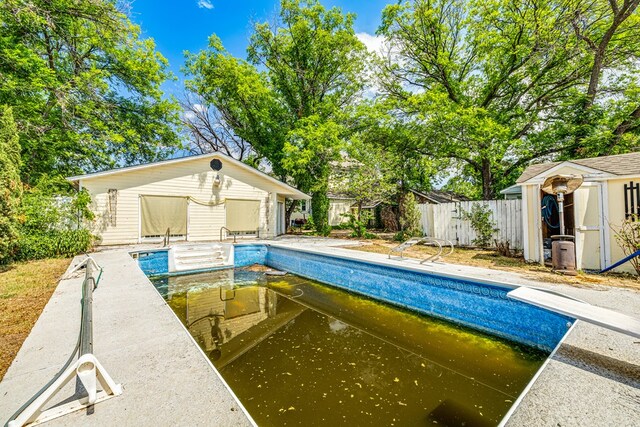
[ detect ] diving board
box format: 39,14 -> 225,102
507,287 -> 640,339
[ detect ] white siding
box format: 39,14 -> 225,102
82,157 -> 278,245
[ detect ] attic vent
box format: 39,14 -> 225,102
108,189 -> 118,226
624,181 -> 639,220
210,159 -> 223,171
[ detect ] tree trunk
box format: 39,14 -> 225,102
284,199 -> 298,233
481,158 -> 494,200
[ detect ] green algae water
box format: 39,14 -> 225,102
151,268 -> 547,426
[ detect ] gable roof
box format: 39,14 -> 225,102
517,151 -> 640,183
66,152 -> 310,199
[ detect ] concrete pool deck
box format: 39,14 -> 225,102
1,238 -> 639,426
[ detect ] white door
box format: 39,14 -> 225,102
574,184 -> 604,270
277,202 -> 285,235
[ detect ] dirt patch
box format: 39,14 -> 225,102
342,239 -> 640,292
0,258 -> 70,380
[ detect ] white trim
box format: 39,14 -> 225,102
522,189 -> 530,260
573,188 -> 583,270
598,183 -> 606,269
186,198 -> 191,242
137,195 -> 142,244
534,185 -> 543,264
601,183 -> 611,268
67,152 -> 310,200
523,161 -> 613,184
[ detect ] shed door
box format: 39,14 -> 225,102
226,199 -> 260,232
574,184 -> 603,270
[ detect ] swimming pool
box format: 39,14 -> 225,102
137,244 -> 573,425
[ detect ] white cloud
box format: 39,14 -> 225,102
197,0 -> 213,10
356,32 -> 385,54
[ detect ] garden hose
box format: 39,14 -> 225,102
5,267 -> 93,426
541,194 -> 560,229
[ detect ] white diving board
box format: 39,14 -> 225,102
507,287 -> 640,339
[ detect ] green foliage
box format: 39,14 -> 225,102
342,211 -> 376,239
393,230 -> 415,242
185,0 -> 368,234
17,229 -> 93,261
612,216 -> 640,275
15,177 -> 94,261
0,0 -> 182,182
398,192 -> 422,236
310,187 -> 331,236
377,0 -> 640,198
461,204 -> 498,248
0,106 -> 22,263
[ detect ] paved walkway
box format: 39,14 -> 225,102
0,250 -> 252,426
1,238 -> 639,426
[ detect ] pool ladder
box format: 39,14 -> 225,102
388,237 -> 454,263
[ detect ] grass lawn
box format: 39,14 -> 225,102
0,258 -> 70,381
344,239 -> 640,291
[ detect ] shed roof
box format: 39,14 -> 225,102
517,151 -> 640,183
67,152 -> 310,199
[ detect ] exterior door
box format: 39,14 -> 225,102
574,184 -> 603,270
277,202 -> 285,235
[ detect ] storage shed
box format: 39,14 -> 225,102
67,152 -> 309,245
517,152 -> 640,274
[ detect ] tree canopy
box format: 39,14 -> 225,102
0,0 -> 182,182
185,0 -> 368,232
376,0 -> 640,199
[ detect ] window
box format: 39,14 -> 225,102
624,181 -> 640,220
140,195 -> 188,237
226,199 -> 260,232
300,200 -> 307,212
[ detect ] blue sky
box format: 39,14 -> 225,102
129,0 -> 391,97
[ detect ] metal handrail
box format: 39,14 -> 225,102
388,236 -> 455,263
220,226 -> 236,243
162,227 -> 170,247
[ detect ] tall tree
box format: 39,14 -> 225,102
0,0 -> 181,182
377,0 -> 640,199
185,0 -> 367,233
180,92 -> 256,161
0,106 -> 22,263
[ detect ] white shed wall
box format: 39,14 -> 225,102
82,157 -> 276,245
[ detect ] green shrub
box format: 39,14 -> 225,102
398,192 -> 422,237
393,230 -> 414,242
17,229 -> 94,260
14,176 -> 95,261
461,203 -> 498,248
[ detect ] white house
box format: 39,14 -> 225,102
67,152 -> 309,245
517,152 -> 640,274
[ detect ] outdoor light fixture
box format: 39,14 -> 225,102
213,173 -> 222,188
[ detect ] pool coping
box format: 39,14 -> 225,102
3,239 -> 638,426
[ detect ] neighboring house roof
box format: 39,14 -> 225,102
411,189 -> 470,204
354,200 -> 383,209
66,152 -> 310,199
500,184 -> 522,195
327,193 -> 356,201
517,152 -> 640,183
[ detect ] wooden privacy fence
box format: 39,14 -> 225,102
419,199 -> 523,249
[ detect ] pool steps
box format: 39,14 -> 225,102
168,243 -> 234,273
